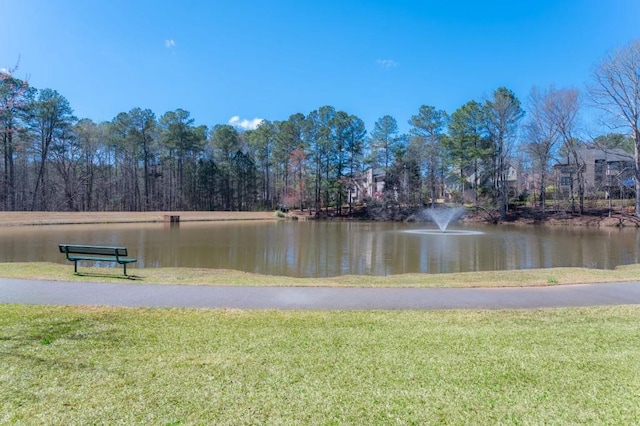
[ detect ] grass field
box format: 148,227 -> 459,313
1,304 -> 639,424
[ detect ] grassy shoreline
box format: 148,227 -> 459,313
2,262 -> 640,287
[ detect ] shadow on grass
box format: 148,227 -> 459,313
74,271 -> 144,281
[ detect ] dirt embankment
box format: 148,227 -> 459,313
461,206 -> 640,227
1,209 -> 638,228
289,205 -> 640,227
520,213 -> 640,227
0,211 -> 279,227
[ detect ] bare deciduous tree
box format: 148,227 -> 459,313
552,88 -> 582,214
590,39 -> 640,215
525,86 -> 562,215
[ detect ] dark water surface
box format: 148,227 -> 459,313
1,221 -> 638,277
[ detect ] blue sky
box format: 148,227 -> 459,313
2,0 -> 639,134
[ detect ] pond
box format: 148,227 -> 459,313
0,220 -> 638,277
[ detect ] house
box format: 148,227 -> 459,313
555,147 -> 634,196
366,168 -> 386,198
347,168 -> 385,203
460,158 -> 523,198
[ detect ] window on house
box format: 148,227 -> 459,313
560,177 -> 572,186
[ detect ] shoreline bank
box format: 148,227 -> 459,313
0,209 -> 639,228
0,211 -> 279,227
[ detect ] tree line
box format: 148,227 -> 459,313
1,39 -> 639,217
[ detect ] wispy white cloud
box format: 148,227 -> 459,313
229,116 -> 264,130
165,39 -> 176,48
377,59 -> 398,69
0,67 -> 10,76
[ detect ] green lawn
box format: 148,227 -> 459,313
3,262 -> 640,287
2,304 -> 639,424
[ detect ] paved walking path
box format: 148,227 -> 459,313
1,278 -> 640,310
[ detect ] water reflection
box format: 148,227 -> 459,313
0,221 -> 637,277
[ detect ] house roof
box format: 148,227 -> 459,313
558,147 -> 633,165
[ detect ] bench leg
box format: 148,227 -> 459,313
74,260 -> 78,274
124,263 -> 127,276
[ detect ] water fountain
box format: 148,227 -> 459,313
423,207 -> 466,232
405,206 -> 483,236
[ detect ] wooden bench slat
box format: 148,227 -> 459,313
65,255 -> 137,263
59,245 -> 128,257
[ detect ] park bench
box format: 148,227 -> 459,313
59,244 -> 137,276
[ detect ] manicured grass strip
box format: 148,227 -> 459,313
1,262 -> 640,287
1,305 -> 639,424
